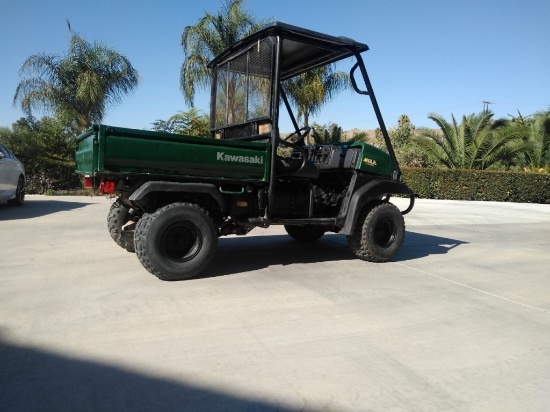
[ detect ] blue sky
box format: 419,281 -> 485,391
1,0 -> 549,132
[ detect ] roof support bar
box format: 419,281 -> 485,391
352,52 -> 401,181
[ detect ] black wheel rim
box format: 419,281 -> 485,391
160,222 -> 202,262
373,217 -> 396,248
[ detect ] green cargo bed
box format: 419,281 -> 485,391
75,125 -> 271,182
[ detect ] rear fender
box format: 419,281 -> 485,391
129,181 -> 226,213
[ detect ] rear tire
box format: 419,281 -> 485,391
347,202 -> 405,262
7,176 -> 25,206
284,224 -> 326,242
134,202 -> 217,281
107,199 -> 135,253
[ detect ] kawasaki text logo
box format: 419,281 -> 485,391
216,152 -> 263,164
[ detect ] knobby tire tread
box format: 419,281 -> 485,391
107,199 -> 129,249
347,202 -> 405,263
134,211 -> 159,277
134,202 -> 215,281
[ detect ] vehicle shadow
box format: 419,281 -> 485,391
0,334 -> 298,412
396,231 -> 469,262
0,199 -> 93,221
199,234 -> 354,279
199,231 -> 468,278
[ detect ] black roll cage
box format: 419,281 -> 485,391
208,22 -> 404,222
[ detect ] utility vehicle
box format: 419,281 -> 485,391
75,22 -> 414,280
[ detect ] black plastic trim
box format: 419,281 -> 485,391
129,181 -> 226,212
337,178 -> 413,235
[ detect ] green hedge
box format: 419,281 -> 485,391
22,158 -> 82,195
24,165 -> 550,202
402,168 -> 550,203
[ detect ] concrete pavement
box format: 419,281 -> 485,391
1,196 -> 549,411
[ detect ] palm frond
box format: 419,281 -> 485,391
14,24 -> 139,131
422,114 -> 460,168
414,129 -> 454,168
283,65 -> 349,126
179,0 -> 268,107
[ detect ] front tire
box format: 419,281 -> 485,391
284,224 -> 326,242
134,202 -> 217,281
7,176 -> 25,206
347,202 -> 405,262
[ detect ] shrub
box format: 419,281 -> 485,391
402,168 -> 550,203
2,117 -> 82,194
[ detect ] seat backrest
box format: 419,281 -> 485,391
214,121 -> 272,141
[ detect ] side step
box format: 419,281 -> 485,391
269,217 -> 337,225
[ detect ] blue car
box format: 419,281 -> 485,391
0,142 -> 25,206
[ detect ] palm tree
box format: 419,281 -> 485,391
311,122 -> 344,145
283,66 -> 349,128
414,111 -> 528,170
14,23 -> 139,132
180,0 -> 265,107
520,111 -> 550,172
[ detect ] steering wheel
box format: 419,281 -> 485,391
283,126 -> 312,146
277,126 -> 311,176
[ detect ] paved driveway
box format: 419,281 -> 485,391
1,196 -> 549,411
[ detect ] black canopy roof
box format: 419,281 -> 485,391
207,22 -> 369,80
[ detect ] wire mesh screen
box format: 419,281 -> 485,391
213,38 -> 274,129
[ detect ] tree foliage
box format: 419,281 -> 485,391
414,111 -> 529,170
369,115 -> 428,167
283,66 -> 349,128
518,111 -> 550,172
390,115 -> 434,168
151,109 -> 210,137
14,22 -> 139,132
180,0 -> 266,107
374,114 -> 415,148
311,122 -> 344,145
351,130 -> 370,142
0,117 -> 81,193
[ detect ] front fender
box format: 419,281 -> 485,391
337,178 -> 413,235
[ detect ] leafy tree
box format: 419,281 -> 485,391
414,111 -> 528,170
351,130 -> 371,142
283,66 -> 349,129
14,22 -> 139,132
392,114 -> 415,149
370,115 -> 429,167
372,127 -> 383,148
390,115 -> 434,167
1,117 -> 81,193
180,0 -> 265,107
311,122 -> 343,144
151,108 -> 210,137
374,114 -> 415,149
